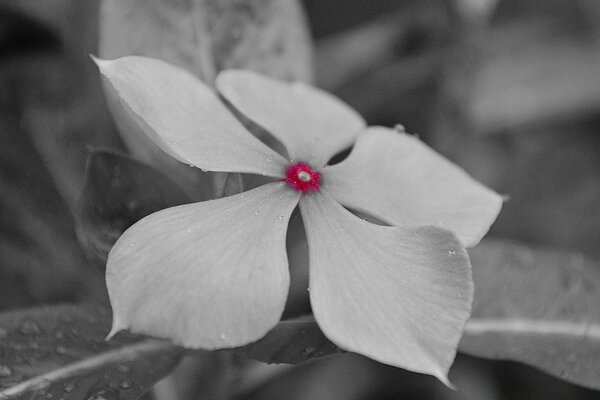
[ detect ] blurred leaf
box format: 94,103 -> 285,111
460,240 -> 600,390
455,2 -> 600,135
314,0 -> 456,128
235,316 -> 340,364
0,2 -> 123,309
0,304 -> 182,400
98,0 -> 312,83
75,150 -> 190,268
98,0 -> 312,201
0,57 -> 109,308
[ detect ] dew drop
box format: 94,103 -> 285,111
0,365 -> 12,377
302,347 -> 315,356
116,364 -> 131,373
448,250 -> 456,255
119,380 -> 134,390
253,210 -> 262,216
63,382 -> 76,393
19,320 -> 41,335
87,392 -> 108,400
266,156 -> 273,162
277,215 -> 285,220
219,333 -> 227,340
394,124 -> 406,133
56,346 -> 67,355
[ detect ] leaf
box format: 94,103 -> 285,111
460,239 -> 600,390
453,1 -> 600,134
98,0 -> 313,201
0,60 -> 107,308
98,0 -> 312,83
75,150 -> 190,268
234,316 -> 340,364
0,304 -> 182,400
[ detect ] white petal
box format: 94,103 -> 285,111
323,127 -> 503,247
300,192 -> 473,384
216,69 -> 366,167
95,56 -> 288,177
107,183 -> 299,349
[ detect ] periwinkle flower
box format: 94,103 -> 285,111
96,56 -> 502,384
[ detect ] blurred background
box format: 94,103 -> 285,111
1,0 -> 599,399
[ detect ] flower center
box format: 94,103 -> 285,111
284,162 -> 321,193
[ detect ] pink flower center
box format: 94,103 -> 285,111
284,162 -> 321,193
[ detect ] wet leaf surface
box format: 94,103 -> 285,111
0,304 -> 182,400
461,240 -> 600,390
235,317 -> 340,364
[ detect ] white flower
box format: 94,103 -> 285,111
96,56 -> 502,384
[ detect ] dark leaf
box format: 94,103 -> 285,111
0,1 -> 123,307
75,150 -> 190,267
0,60 -> 106,308
460,240 -> 600,390
234,316 -> 340,364
0,304 -> 182,400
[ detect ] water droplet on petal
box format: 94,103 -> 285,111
253,210 -> 262,216
277,215 -> 285,221
219,333 -> 227,340
394,124 -> 406,132
448,250 -> 456,255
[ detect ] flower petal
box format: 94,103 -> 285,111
299,192 -> 473,384
95,56 -> 288,177
107,182 -> 299,349
323,127 -> 503,247
216,69 -> 366,167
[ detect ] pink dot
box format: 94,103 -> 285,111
283,162 -> 321,193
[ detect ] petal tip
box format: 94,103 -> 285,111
106,319 -> 126,341
90,55 -> 113,72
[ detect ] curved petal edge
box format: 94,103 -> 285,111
107,183 -> 299,349
94,56 -> 288,177
300,192 -> 473,385
323,127 -> 503,247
